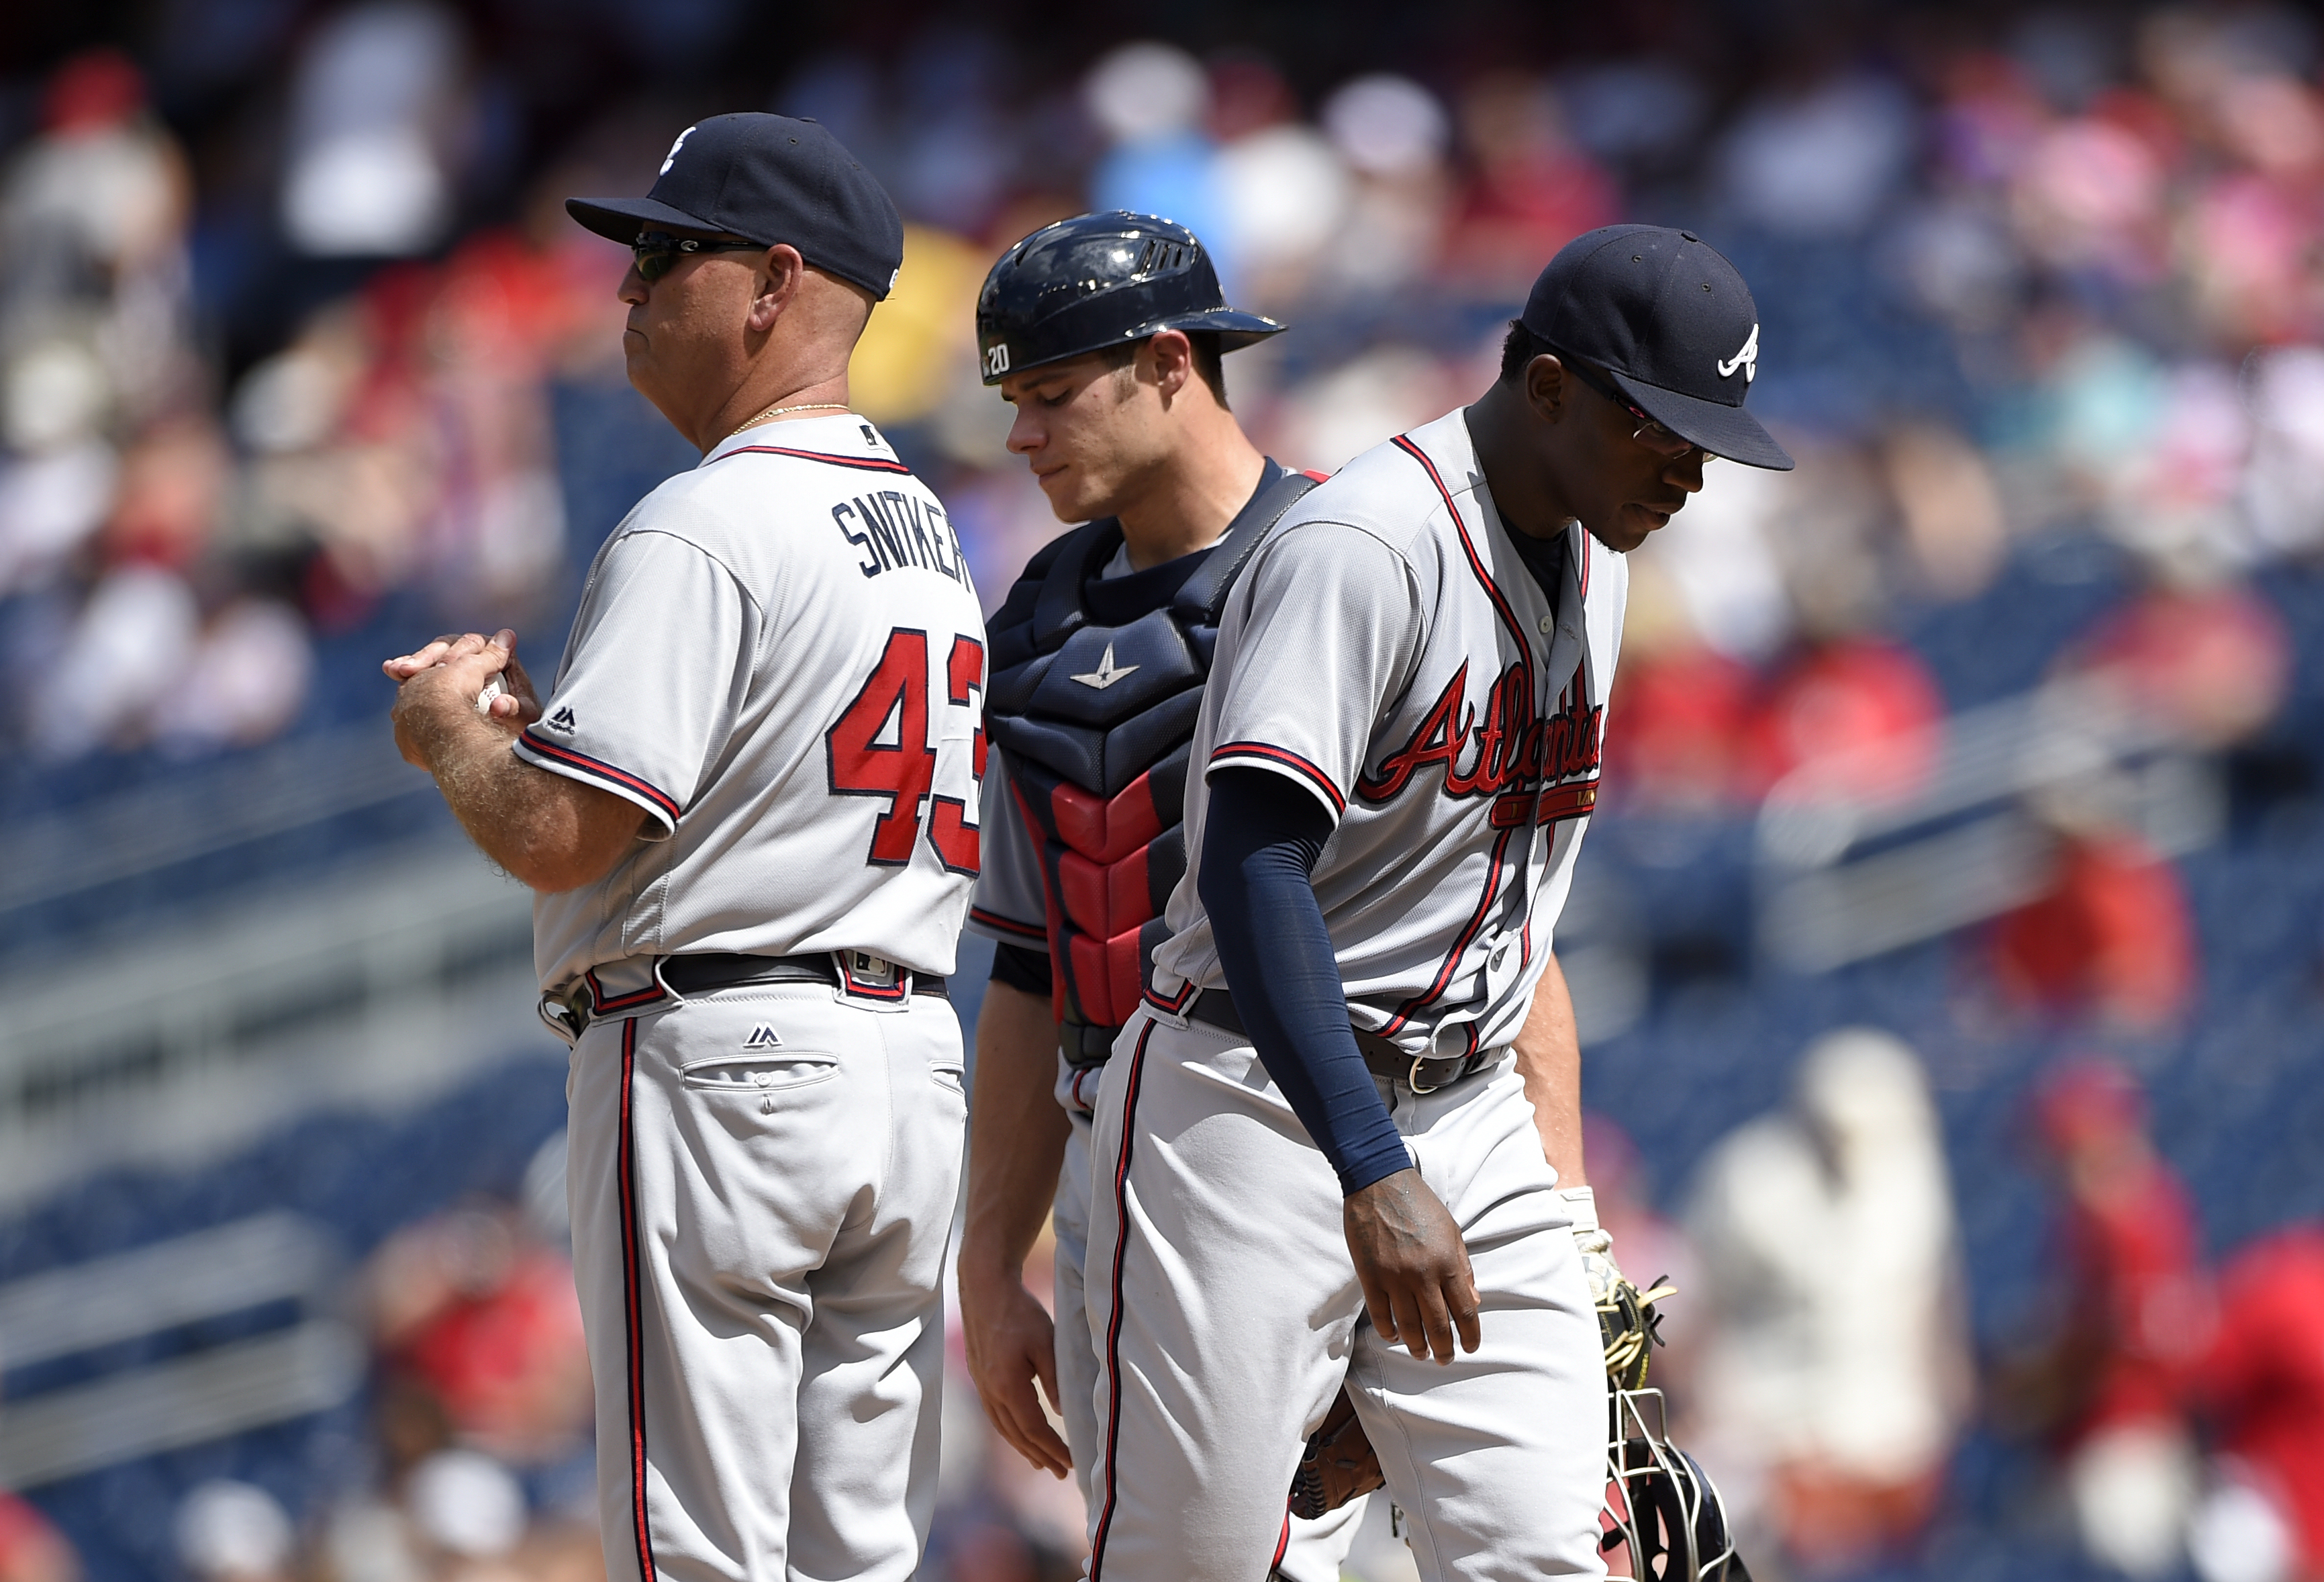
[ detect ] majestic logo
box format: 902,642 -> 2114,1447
1070,642 -> 1139,690
659,126 -> 697,175
742,1025 -> 783,1051
1355,657 -> 1602,825
1716,323 -> 1759,383
547,705 -> 577,733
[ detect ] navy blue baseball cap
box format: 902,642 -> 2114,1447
567,113 -> 904,301
1521,224 -> 1793,471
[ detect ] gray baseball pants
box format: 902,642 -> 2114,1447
565,975 -> 965,1582
1081,1009 -> 1608,1582
1052,1064 -> 1364,1582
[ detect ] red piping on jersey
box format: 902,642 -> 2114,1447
616,1019 -> 660,1582
715,444 -> 912,474
1272,1514 -> 1292,1571
586,968 -> 667,1013
1390,435 -> 1534,700
1142,978 -> 1198,1015
969,905 -> 1046,942
1380,823 -> 1519,1037
1089,1017 -> 1159,1582
1378,433 -> 1544,1035
519,731 -> 682,823
1209,741 -> 1348,816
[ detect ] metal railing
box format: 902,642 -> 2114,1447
0,1213 -> 360,1488
1754,676 -> 2223,972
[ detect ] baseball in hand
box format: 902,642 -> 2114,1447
475,673 -> 505,716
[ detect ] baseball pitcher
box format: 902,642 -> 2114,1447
1080,225 -> 1794,1582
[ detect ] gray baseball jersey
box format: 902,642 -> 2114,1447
516,415 -> 987,992
1148,407 -> 1629,1057
1083,408 -> 1622,1582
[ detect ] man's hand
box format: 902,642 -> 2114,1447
1345,1168 -> 1478,1364
958,1263 -> 1071,1479
387,626 -> 543,723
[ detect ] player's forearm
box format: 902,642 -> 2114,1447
412,700 -> 634,892
961,980 -> 1073,1286
1512,953 -> 1586,1187
1201,770 -> 1411,1196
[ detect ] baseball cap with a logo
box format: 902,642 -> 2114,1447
566,113 -> 904,301
1521,224 -> 1793,471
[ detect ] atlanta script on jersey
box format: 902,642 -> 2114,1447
1149,408 -> 1628,1059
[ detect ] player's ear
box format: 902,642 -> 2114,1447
1146,330 -> 1194,403
747,243 -> 806,332
1526,353 -> 1569,424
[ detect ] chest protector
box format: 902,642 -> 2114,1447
986,470 -> 1319,1037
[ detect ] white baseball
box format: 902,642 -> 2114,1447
475,673 -> 505,716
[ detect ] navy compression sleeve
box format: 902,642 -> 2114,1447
1198,768 -> 1412,1195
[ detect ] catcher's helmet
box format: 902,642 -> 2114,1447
1602,1390 -> 1751,1582
975,211 -> 1285,385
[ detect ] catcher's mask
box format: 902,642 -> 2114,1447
1601,1389 -> 1751,1582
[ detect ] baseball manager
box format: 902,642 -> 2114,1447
384,114 -> 983,1582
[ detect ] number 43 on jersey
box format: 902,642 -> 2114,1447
825,627 -> 985,874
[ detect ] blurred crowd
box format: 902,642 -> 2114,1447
5,3 -> 2324,1582
4,2 -> 2320,787
1596,1035 -> 2324,1582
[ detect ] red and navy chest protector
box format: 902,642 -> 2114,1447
985,465 -> 1318,1052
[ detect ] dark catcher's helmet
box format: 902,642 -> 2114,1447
1602,1389 -> 1753,1582
975,211 -> 1285,385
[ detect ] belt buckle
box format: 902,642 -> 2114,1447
838,949 -> 909,1004
1406,1054 -> 1442,1096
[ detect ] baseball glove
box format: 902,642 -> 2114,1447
1594,1259 -> 1676,1393
1288,1387 -> 1385,1520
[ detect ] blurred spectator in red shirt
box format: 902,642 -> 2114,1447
1443,72 -> 1615,293
2188,1227 -> 2324,1582
1999,1060 -> 2211,1578
369,1203 -> 591,1467
0,1495 -> 77,1582
2064,575 -> 2290,752
1604,643 -> 1756,812
1990,827 -> 2196,1031
1745,637 -> 1945,804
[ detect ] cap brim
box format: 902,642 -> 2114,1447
565,195 -> 742,245
1610,369 -> 1794,471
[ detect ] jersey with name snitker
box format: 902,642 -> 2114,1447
1148,408 -> 1627,1058
516,415 -> 985,992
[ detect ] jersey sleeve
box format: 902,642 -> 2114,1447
966,746 -> 1050,948
1204,520 -> 1424,825
514,528 -> 755,839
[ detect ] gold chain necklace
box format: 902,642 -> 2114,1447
725,402 -> 851,440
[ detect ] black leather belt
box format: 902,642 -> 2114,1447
661,951 -> 947,1000
1185,988 -> 1488,1095
542,951 -> 946,1043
